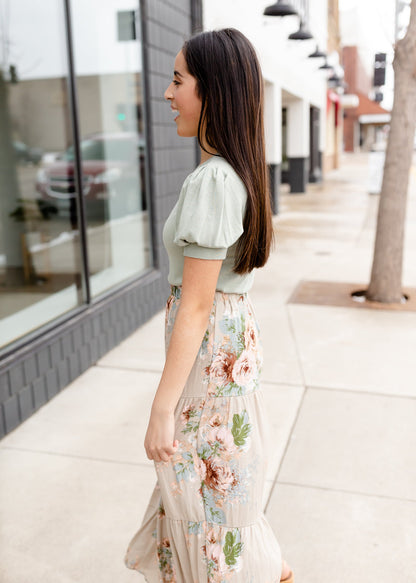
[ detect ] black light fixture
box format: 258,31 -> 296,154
263,0 -> 298,17
328,69 -> 346,90
319,58 -> 333,70
308,45 -> 327,58
288,19 -> 313,40
328,72 -> 341,83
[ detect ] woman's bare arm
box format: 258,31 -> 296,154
144,255 -> 222,462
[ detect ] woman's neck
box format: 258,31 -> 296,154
199,145 -> 218,165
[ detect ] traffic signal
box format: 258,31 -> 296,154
374,53 -> 386,87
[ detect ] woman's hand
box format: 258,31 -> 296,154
144,406 -> 179,462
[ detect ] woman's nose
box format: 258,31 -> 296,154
164,83 -> 173,101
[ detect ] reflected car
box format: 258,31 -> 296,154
36,132 -> 146,221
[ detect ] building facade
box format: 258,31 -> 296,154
0,0 -> 339,438
204,0 -> 330,201
0,0 -> 202,438
342,46 -> 390,152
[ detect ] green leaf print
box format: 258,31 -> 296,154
231,411 -> 251,447
182,408 -> 200,434
197,443 -> 212,460
223,529 -> 243,566
236,331 -> 245,355
201,328 -> 210,353
215,382 -> 244,397
173,450 -> 195,481
220,314 -> 245,356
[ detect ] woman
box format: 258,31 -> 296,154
124,28 -> 294,583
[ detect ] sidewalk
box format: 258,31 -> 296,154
1,152 -> 416,583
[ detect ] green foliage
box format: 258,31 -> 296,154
223,530 -> 243,566
231,411 -> 251,447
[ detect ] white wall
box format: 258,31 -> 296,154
203,0 -> 329,163
203,0 -> 327,105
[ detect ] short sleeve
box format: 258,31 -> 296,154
173,163 -> 247,260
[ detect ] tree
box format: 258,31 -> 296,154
366,0 -> 416,303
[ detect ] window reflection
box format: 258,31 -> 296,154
71,1 -> 152,297
0,0 -> 152,350
0,0 -> 83,349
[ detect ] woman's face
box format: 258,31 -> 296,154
164,50 -> 202,138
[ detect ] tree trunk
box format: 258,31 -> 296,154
366,0 -> 416,303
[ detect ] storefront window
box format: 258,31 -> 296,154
70,0 -> 151,297
0,0 -> 83,349
0,0 -> 152,350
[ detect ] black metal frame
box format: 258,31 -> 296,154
139,0 -> 158,270
64,0 -> 91,305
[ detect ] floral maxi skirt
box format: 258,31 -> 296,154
124,286 -> 282,583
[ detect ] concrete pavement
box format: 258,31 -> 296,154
1,152 -> 416,583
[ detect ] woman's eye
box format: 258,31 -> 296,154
172,80 -> 180,86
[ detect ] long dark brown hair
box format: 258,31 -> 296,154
182,28 -> 274,274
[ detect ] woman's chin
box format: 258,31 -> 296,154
175,124 -> 198,138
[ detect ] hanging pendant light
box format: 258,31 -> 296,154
328,72 -> 342,83
319,58 -> 333,70
263,0 -> 299,17
288,19 -> 313,40
308,45 -> 327,58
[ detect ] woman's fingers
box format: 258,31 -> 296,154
146,442 -> 179,461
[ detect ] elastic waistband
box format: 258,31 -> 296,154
169,284 -> 248,298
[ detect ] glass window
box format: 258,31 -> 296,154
0,0 -> 84,349
70,0 -> 152,298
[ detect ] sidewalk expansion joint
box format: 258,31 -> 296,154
285,306 -> 307,388
270,480 -> 416,505
306,384 -> 416,401
0,445 -> 154,469
261,379 -> 306,388
95,363 -> 163,374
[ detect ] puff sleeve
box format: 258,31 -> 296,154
173,163 -> 247,260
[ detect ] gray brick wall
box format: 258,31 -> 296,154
0,0 -> 202,439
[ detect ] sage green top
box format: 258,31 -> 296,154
162,155 -> 255,293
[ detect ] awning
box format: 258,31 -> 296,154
359,113 -> 391,124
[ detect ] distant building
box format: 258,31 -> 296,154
342,46 -> 390,152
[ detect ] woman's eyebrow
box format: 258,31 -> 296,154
174,70 -> 184,78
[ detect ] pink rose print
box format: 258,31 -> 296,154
206,542 -> 228,578
209,413 -> 223,427
194,455 -> 207,481
206,527 -> 218,544
209,351 -> 237,387
244,324 -> 257,351
207,425 -> 237,454
232,350 -> 256,386
203,457 -> 234,495
180,404 -> 195,424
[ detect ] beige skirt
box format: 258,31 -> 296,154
124,286 -> 282,582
